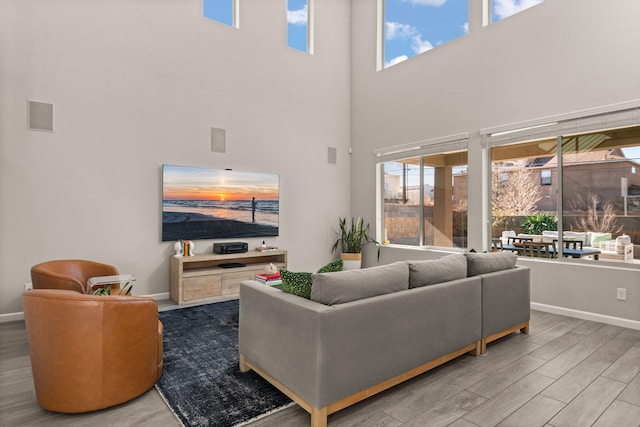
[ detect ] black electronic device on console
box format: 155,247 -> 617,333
218,262 -> 247,269
213,242 -> 248,254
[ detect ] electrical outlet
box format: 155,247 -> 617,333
616,288 -> 627,301
24,282 -> 33,292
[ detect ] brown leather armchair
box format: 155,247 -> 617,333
23,289 -> 163,413
31,260 -> 119,293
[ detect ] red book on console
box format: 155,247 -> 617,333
256,272 -> 281,281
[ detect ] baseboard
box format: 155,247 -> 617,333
146,292 -> 170,301
531,302 -> 640,331
0,292 -> 171,324
0,312 -> 24,323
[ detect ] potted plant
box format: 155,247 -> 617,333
331,217 -> 378,270
92,280 -> 134,296
521,213 -> 557,235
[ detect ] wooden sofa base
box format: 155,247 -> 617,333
239,341 -> 481,427
481,321 -> 530,354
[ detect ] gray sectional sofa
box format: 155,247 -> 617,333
239,252 -> 530,427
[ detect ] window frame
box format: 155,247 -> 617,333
481,101 -> 640,265
376,134 -> 469,250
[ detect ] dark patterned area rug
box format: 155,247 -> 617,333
156,300 -> 292,427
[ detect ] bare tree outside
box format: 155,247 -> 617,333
492,162 -> 542,227
572,193 -> 622,233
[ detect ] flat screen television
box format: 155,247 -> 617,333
162,164 -> 279,241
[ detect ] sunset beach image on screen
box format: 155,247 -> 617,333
162,165 -> 279,241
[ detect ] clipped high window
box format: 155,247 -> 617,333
491,0 -> 544,24
204,0 -> 237,28
287,0 -> 313,53
383,0 -> 468,68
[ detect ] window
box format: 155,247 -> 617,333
383,0 -> 468,68
490,0 -> 544,25
490,125 -> 640,263
541,169 -> 552,186
491,140 -> 557,235
561,128 -> 640,255
203,0 -> 238,27
381,150 -> 468,248
287,0 -> 313,53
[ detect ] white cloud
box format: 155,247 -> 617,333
462,22 -> 469,34
385,21 -> 433,62
493,0 -> 544,20
403,0 -> 447,6
411,35 -> 433,54
287,5 -> 308,25
385,22 -> 417,40
385,55 -> 409,68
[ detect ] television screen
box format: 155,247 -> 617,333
162,165 -> 279,241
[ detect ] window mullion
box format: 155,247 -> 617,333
556,135 -> 564,258
419,157 -> 425,246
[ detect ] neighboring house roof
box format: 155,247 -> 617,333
541,149 -> 628,167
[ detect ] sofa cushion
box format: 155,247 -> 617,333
587,232 -> 612,247
280,259 -> 345,299
408,254 -> 467,288
465,251 -> 517,276
310,261 -> 409,305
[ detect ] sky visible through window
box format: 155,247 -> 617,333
384,0 -> 544,68
492,0 -> 544,24
287,0 -> 308,52
384,0 -> 468,68
203,0 -> 233,26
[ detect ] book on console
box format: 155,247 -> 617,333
255,246 -> 278,252
256,272 -> 281,281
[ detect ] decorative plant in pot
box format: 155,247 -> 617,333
92,280 -> 134,296
331,217 -> 379,270
521,212 -> 557,235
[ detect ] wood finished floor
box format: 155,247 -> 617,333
1,310 -> 639,427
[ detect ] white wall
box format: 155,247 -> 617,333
0,0 -> 352,314
351,0 -> 640,324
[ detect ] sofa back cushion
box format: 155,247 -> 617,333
465,251 -> 517,276
408,254 -> 467,288
310,261 -> 409,305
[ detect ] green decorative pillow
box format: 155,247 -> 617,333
317,259 -> 343,274
280,270 -> 313,299
280,259 -> 344,299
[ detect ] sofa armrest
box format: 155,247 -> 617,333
239,281 -> 335,407
481,266 -> 530,339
